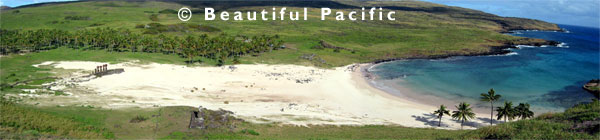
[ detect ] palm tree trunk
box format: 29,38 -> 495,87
490,102 -> 494,125
438,117 -> 442,127
461,119 -> 464,129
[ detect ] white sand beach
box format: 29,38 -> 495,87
29,61 -> 495,129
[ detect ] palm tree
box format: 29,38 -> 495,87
514,103 -> 534,120
496,101 -> 515,122
452,102 -> 476,129
433,105 -> 451,127
0,28 -> 285,66
480,88 -> 501,125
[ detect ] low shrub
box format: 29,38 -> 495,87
149,14 -> 158,21
129,115 -> 148,123
158,9 -> 178,14
240,129 -> 259,136
64,16 -> 90,20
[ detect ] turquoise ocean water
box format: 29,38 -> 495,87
370,24 -> 599,112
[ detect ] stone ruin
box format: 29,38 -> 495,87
189,106 -> 239,131
92,64 -> 124,77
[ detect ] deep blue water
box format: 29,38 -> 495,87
371,24 -> 599,112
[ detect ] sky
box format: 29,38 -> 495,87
1,0 -> 75,8
423,0 -> 600,28
2,0 -> 599,28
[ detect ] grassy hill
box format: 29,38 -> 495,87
1,0 -> 560,67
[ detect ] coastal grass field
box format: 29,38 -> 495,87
0,99 -> 469,139
2,97 -> 597,139
0,0 -> 550,67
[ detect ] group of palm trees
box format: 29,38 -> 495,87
0,28 -> 284,65
433,88 -> 534,129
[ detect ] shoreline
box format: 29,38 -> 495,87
370,37 -> 560,64
359,63 -> 494,115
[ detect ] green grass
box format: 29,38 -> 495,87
3,99 -> 597,139
462,100 -> 600,139
0,47 -> 191,92
0,99 -> 113,139
0,100 -> 470,139
0,0 -> 556,67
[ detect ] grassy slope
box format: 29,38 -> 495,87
462,100 -> 600,139
1,101 -> 469,139
2,99 -> 597,139
1,0 -> 557,67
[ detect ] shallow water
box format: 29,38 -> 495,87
371,24 -> 600,112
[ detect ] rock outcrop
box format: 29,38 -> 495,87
583,79 -> 600,99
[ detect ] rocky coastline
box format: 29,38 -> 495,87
371,36 -> 560,64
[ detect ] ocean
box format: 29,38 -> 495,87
370,24 -> 600,113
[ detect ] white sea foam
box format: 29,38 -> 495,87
486,52 -> 518,57
556,42 -> 569,48
516,45 -> 536,49
504,52 -> 518,56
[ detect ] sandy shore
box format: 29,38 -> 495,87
29,61 -> 497,129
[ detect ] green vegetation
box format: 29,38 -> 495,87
138,23 -> 221,34
496,101 -> 516,122
2,96 -> 596,139
129,115 -> 148,123
433,105 -> 450,127
432,88 -> 582,139
64,15 -> 90,21
240,129 -> 260,136
480,88 -> 502,125
0,98 -> 113,139
515,103 -> 534,120
0,28 -> 283,66
439,89 -> 536,129
0,97 -> 469,139
158,9 -> 178,14
451,102 -> 476,129
0,0 -> 560,67
462,100 -> 599,139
